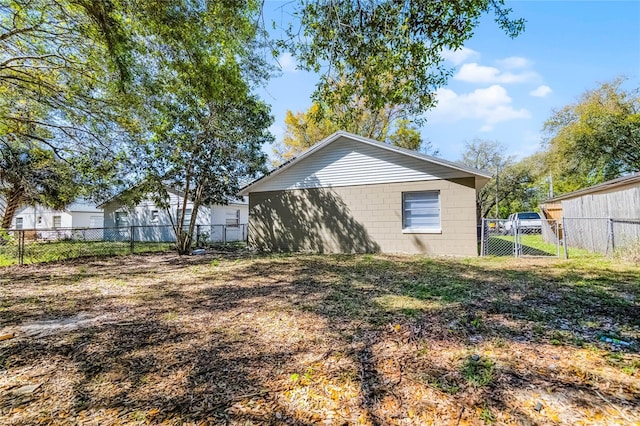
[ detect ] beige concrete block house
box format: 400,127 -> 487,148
239,131 -> 491,256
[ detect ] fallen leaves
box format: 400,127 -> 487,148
0,252 -> 638,424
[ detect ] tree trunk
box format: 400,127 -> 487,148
1,187 -> 24,230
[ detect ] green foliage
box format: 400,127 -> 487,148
543,77 -> 640,193
129,0 -> 273,254
284,0 -> 524,116
272,105 -> 437,165
461,355 -> 494,387
0,142 -> 78,228
273,104 -> 339,163
389,119 -> 438,155
0,0 -> 150,223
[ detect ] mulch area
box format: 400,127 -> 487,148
0,252 -> 638,425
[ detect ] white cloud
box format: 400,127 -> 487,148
496,56 -> 531,69
454,63 -> 538,84
428,85 -> 531,131
441,47 -> 479,65
277,52 -> 297,73
530,85 -> 552,97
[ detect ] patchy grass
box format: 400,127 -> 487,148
0,241 -> 173,266
0,252 -> 638,424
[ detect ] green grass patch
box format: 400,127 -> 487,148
11,241 -> 172,265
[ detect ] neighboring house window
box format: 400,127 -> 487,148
89,216 -> 102,228
151,210 -> 159,223
53,216 -> 62,229
15,217 -> 23,229
177,208 -> 192,226
225,209 -> 240,227
402,191 -> 441,233
115,211 -> 129,227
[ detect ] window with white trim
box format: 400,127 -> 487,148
89,216 -> 102,228
177,208 -> 192,226
115,211 -> 129,227
15,217 -> 23,229
151,210 -> 159,223
402,191 -> 441,233
225,209 -> 240,227
53,216 -> 62,228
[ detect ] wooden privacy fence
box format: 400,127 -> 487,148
543,217 -> 640,256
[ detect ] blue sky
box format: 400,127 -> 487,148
257,1 -> 640,163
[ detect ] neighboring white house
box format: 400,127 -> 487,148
100,187 -> 249,242
11,200 -> 104,230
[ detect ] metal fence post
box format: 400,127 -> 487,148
608,218 -> 615,254
555,220 -> 560,258
130,225 -> 135,254
562,217 -> 568,259
223,225 -> 227,244
196,224 -> 201,247
480,219 -> 486,256
18,230 -> 25,266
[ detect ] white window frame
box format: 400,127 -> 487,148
177,208 -> 192,226
402,191 -> 441,234
115,211 -> 129,227
225,209 -> 240,227
53,215 -> 62,229
89,216 -> 102,228
151,210 -> 159,223
15,217 -> 23,229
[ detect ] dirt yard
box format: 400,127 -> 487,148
0,252 -> 638,425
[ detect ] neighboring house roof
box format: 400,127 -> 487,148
15,199 -> 102,215
99,184 -> 247,208
543,173 -> 640,203
239,131 -> 492,195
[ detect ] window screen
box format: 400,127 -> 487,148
225,209 -> 240,227
177,208 -> 192,226
115,212 -> 129,227
403,191 -> 440,230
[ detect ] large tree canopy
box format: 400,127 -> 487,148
0,0 -> 137,227
283,0 -> 524,116
543,78 -> 640,193
129,0 -> 273,254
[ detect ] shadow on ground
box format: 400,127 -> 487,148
0,252 -> 638,424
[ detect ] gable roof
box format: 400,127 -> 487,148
543,172 -> 640,203
239,131 -> 492,195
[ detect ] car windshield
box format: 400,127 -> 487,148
517,212 -> 540,219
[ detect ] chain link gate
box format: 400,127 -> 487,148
481,218 -> 562,257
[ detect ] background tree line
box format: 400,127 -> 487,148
457,77 -> 639,220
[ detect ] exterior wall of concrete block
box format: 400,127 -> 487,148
248,178 -> 478,256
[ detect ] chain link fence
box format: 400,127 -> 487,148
481,217 -> 640,259
562,218 -> 640,257
481,218 -> 561,257
0,224 -> 248,266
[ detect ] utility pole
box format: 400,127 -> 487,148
495,165 -> 499,218
548,174 -> 554,199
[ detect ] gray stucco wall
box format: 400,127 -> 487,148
248,178 -> 478,256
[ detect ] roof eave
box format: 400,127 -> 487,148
238,131 -> 492,195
